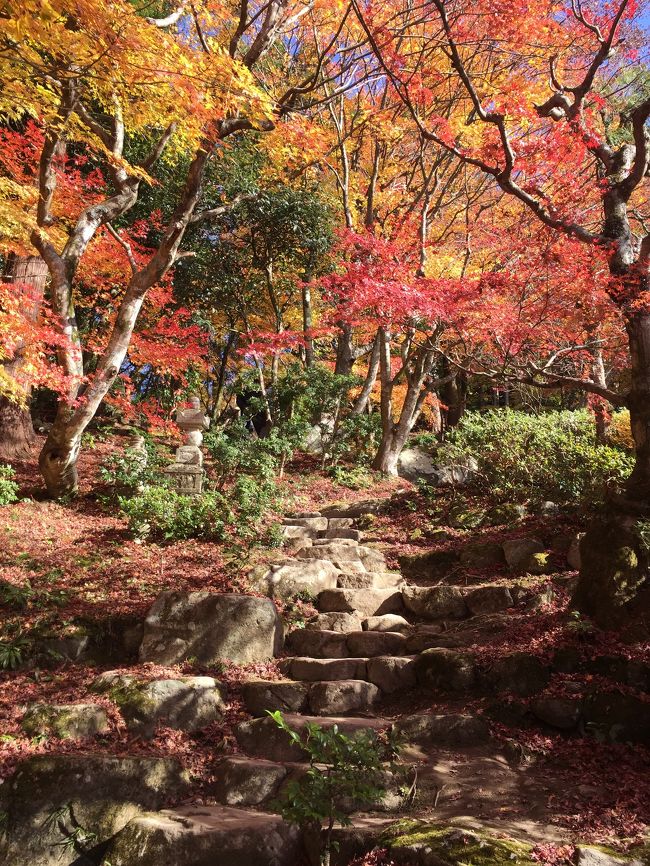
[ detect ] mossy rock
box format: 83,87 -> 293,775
382,821 -> 536,866
525,552 -> 552,575
21,703 -> 109,740
0,755 -> 190,866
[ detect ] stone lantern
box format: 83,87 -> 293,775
165,396 -> 209,495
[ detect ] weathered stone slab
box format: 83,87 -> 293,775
306,612 -> 362,632
288,657 -> 368,682
309,680 -> 380,715
502,537 -> 545,570
211,758 -> 289,806
114,677 -> 225,737
414,648 -> 477,692
286,628 -> 349,659
366,656 -> 417,693
20,703 -> 109,739
465,585 -> 514,615
346,630 -> 407,657
100,805 -> 303,866
394,713 -> 490,747
256,559 -> 340,599
363,613 -> 410,633
318,588 -> 404,617
402,586 -> 467,620
241,679 -> 310,716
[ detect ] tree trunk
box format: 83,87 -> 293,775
624,312 -> 650,503
302,282 -> 314,368
440,368 -> 467,430
38,412 -> 82,497
351,334 -> 380,414
0,255 -> 48,461
591,345 -> 609,444
334,322 -> 355,376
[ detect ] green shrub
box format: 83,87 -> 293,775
269,711 -> 398,866
443,409 -> 633,504
0,464 -> 19,505
204,423 -> 286,488
99,435 -> 163,498
326,465 -> 373,490
118,486 -> 232,542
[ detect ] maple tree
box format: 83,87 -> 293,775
0,0 -> 365,497
352,0 -> 649,494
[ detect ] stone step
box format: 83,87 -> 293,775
280,655 -> 417,693
242,677 -> 380,717
286,628 -> 408,658
210,756 -> 411,815
100,805 -> 303,866
235,713 -> 391,762
337,572 -> 404,590
319,527 -> 363,541
298,543 -> 387,572
318,587 -> 404,617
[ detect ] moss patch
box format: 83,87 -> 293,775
381,821 -> 535,866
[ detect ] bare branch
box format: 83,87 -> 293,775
190,192 -> 256,224
105,223 -> 138,274
146,5 -> 187,27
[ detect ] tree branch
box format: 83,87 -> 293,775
105,223 -> 138,274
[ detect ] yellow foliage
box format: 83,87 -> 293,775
607,410 -> 634,451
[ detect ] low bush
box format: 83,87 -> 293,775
118,486 -> 232,542
442,409 -> 633,504
99,434 -> 163,498
0,464 -> 19,505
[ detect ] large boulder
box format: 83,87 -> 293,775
397,447 -> 438,483
139,592 -> 283,665
100,805 -> 304,866
398,451 -> 478,487
0,755 -> 189,866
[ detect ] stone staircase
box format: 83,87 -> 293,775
3,500 -> 650,866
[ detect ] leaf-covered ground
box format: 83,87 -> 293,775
1,435 -> 649,850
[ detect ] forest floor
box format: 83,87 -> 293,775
1,433 -> 649,852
